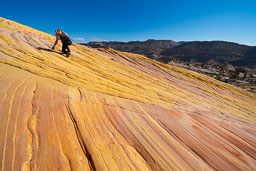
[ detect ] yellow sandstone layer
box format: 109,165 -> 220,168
0,17 -> 256,170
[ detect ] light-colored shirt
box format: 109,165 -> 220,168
55,34 -> 60,40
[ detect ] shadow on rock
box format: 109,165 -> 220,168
37,47 -> 63,54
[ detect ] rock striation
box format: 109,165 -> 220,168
0,17 -> 256,170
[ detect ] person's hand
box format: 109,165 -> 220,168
52,46 -> 55,50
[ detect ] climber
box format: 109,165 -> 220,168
52,29 -> 72,57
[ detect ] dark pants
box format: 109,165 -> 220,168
62,41 -> 72,54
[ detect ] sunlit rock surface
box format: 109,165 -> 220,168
0,17 -> 256,171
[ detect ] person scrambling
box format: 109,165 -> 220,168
52,29 -> 72,57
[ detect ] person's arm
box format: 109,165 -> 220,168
52,39 -> 58,50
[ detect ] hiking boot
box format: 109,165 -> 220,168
66,51 -> 71,57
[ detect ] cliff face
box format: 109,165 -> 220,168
0,17 -> 256,171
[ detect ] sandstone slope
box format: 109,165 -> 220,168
0,17 -> 256,171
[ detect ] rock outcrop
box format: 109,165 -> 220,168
0,17 -> 256,170
221,64 -> 236,77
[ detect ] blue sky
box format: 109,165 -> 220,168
1,0 -> 256,45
